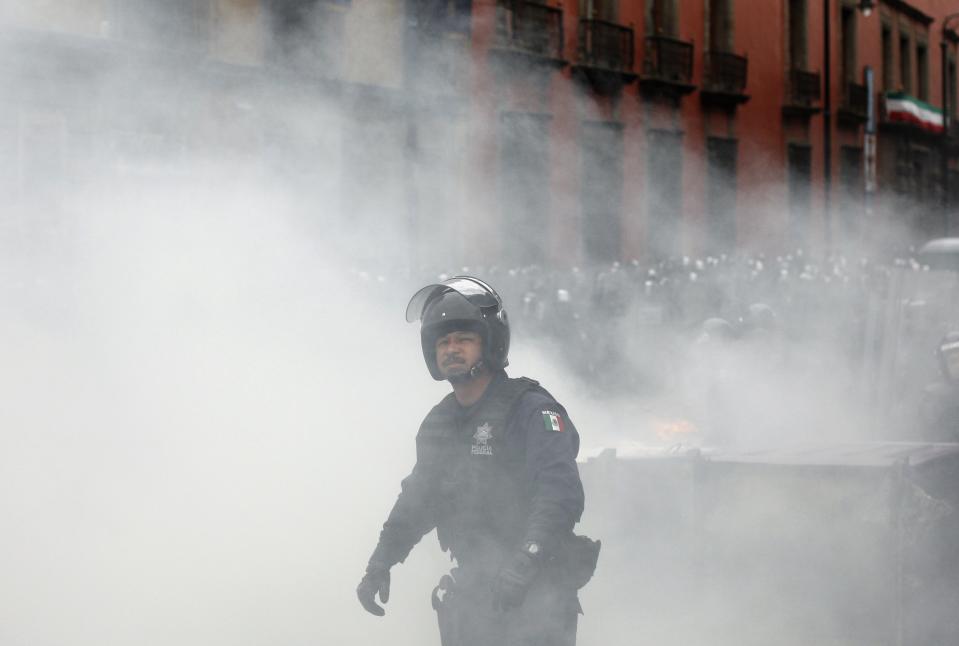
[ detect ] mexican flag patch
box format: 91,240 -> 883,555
542,410 -> 564,432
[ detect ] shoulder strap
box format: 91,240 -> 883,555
417,392 -> 459,438
513,376 -> 561,405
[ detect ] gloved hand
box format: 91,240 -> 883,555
492,549 -> 540,611
357,564 -> 391,616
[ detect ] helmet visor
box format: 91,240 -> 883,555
406,277 -> 500,322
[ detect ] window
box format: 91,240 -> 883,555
899,33 -> 911,93
708,0 -> 732,52
706,137 -> 738,254
412,0 -> 472,34
949,55 -> 957,119
840,5 -> 856,83
788,0 -> 807,69
881,23 -> 893,91
893,138 -> 912,194
787,143 -> 812,244
648,0 -> 678,36
340,116 -> 404,263
500,113 -> 552,265
580,0 -> 617,21
892,140 -> 933,203
581,122 -> 623,263
906,145 -> 936,234
409,115 -> 468,268
448,0 -> 472,33
839,146 -> 863,239
646,129 -> 683,259
266,0 -> 346,74
916,41 -> 928,101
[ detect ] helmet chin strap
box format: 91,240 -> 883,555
469,359 -> 486,378
448,359 -> 486,384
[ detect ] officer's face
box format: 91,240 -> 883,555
435,330 -> 483,379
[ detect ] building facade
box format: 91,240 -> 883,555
427,0 -> 959,265
3,0 -> 958,270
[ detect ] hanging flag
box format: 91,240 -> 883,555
884,92 -> 944,134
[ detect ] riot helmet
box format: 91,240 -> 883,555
740,303 -> 776,337
937,331 -> 959,383
406,276 -> 510,381
696,317 -> 735,345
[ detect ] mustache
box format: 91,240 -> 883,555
442,355 -> 465,367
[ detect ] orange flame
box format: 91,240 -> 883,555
654,419 -> 699,441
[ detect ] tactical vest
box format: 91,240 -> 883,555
416,375 -> 545,566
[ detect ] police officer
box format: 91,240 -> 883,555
356,276 -> 596,646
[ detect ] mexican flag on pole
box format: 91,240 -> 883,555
884,92 -> 944,134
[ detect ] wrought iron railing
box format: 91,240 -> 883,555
841,82 -> 868,117
577,18 -> 634,73
642,35 -> 693,84
787,68 -> 821,106
494,0 -> 564,60
703,50 -> 747,94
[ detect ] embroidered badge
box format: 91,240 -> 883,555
542,410 -> 564,432
472,423 -> 493,455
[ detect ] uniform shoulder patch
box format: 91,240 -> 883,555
541,410 -> 565,432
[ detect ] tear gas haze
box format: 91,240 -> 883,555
2,3 -> 958,646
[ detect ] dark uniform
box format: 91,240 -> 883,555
357,277 -> 595,646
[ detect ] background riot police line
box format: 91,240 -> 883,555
352,249 -> 959,447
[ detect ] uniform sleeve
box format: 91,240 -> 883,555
367,426 -> 441,568
519,396 -> 585,553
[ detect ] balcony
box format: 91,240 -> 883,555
572,18 -> 636,93
782,68 -> 821,117
700,50 -> 749,107
639,35 -> 695,98
491,1 -> 565,67
838,82 -> 869,125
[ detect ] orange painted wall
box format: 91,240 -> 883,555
462,0 -> 959,264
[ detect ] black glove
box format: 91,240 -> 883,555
492,549 -> 540,611
357,564 -> 391,616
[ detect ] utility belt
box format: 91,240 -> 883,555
556,533 -> 602,590
437,523 -> 513,567
431,533 -> 601,615
431,535 -> 599,646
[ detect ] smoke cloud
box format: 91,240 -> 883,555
2,3 -> 957,646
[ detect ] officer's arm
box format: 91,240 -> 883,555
358,433 -> 440,617
522,402 -> 585,554
367,420 -> 443,568
369,460 -> 438,567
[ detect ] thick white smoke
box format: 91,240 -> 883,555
2,3 -> 957,646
